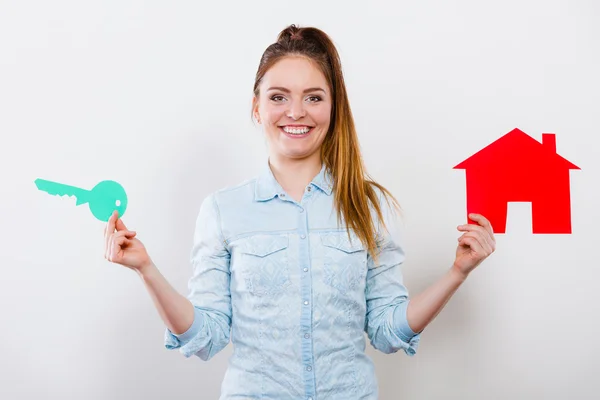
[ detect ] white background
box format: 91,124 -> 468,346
1,1 -> 598,399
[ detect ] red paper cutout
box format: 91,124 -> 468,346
453,128 -> 580,234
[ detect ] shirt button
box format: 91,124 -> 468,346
304,333 -> 310,339
303,267 -> 308,272
306,365 -> 312,371
300,234 -> 306,239
304,300 -> 309,305
307,186 -> 312,192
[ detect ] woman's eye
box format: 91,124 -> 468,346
270,95 -> 322,102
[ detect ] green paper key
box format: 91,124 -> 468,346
35,178 -> 128,222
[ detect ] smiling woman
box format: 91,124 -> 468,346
250,27 -> 400,254
103,23 -> 496,400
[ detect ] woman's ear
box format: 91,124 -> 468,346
252,96 -> 261,123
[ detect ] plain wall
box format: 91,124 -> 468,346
1,0 -> 599,399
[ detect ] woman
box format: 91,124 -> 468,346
104,24 -> 496,399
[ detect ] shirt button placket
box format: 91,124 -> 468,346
298,197 -> 315,398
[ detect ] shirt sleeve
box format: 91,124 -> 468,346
164,192 -> 232,360
364,190 -> 421,356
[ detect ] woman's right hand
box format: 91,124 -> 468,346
104,210 -> 152,273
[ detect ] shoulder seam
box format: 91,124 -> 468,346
210,193 -> 229,248
214,178 -> 257,195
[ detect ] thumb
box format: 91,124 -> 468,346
115,217 -> 131,232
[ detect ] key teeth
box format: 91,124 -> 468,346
35,179 -> 65,196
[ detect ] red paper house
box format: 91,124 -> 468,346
453,128 -> 580,234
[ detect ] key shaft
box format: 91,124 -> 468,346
34,179 -> 91,205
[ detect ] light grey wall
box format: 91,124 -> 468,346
1,0 -> 598,399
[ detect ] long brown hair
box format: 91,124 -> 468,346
250,24 -> 402,264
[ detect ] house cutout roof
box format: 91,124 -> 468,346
453,127 -> 580,170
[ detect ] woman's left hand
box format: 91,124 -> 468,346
453,213 -> 496,279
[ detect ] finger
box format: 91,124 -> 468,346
458,222 -> 495,247
105,211 -> 117,257
457,223 -> 487,238
462,232 -> 492,256
115,230 -> 132,241
467,213 -> 493,237
460,232 -> 483,252
103,225 -> 108,258
459,234 -> 485,256
116,217 -> 130,232
111,230 -> 137,261
105,232 -> 112,260
114,230 -> 136,240
468,214 -> 495,242
104,223 -> 109,257
107,233 -> 114,261
107,210 -> 117,233
109,230 -> 122,261
114,234 -> 130,250
109,233 -> 125,262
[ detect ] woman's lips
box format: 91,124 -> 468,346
279,126 -> 314,138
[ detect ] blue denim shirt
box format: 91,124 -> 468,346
164,160 -> 421,399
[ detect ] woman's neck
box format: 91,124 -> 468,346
268,155 -> 322,199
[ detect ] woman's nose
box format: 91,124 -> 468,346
287,102 -> 306,120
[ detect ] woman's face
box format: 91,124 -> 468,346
253,56 -> 332,163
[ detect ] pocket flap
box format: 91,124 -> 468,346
320,232 -> 364,253
241,234 -> 289,257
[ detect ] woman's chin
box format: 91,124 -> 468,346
276,147 -> 320,160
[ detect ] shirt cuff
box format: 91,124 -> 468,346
393,299 -> 418,341
170,307 -> 205,345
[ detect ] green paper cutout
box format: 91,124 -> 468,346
35,178 -> 128,222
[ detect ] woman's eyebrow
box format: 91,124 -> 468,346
267,86 -> 326,94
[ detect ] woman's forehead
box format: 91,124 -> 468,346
262,57 -> 328,89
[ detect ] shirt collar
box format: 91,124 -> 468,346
254,159 -> 333,202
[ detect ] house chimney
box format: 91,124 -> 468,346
542,133 -> 556,153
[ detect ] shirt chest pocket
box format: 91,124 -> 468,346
239,234 -> 291,297
320,232 -> 367,294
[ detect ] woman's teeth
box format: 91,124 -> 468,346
282,126 -> 311,135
